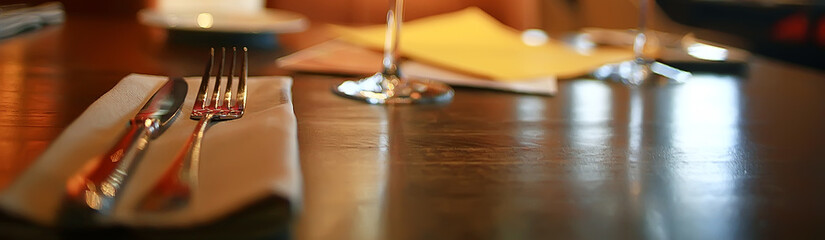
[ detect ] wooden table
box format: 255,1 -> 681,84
2,16 -> 825,239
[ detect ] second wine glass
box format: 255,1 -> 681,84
333,0 -> 454,104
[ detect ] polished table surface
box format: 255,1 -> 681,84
1,16 -> 825,239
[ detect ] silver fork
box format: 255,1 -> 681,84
138,47 -> 247,212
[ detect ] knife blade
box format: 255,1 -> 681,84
64,77 -> 188,217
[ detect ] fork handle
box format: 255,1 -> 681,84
138,113 -> 213,212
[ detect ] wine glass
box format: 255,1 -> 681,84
333,0 -> 454,104
595,0 -> 692,85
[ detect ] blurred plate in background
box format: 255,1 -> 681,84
138,8 -> 308,34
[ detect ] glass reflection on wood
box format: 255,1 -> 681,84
297,106 -> 389,240
653,75 -> 744,239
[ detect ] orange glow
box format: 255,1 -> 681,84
0,40 -> 25,189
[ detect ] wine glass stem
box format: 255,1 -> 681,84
382,0 -> 403,77
634,0 -> 647,61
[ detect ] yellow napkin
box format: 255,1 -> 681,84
333,7 -> 633,81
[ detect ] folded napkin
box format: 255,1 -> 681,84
277,40 -> 558,95
0,74 -> 301,227
332,7 -> 633,80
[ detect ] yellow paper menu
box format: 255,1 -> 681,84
332,7 -> 633,81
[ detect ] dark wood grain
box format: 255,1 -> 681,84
1,15 -> 825,240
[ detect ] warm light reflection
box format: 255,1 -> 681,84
521,29 -> 549,46
84,190 -> 102,210
0,26 -> 64,189
196,13 -> 214,29
297,107 -> 388,240
0,49 -> 24,120
686,42 -> 728,62
0,40 -> 25,187
101,181 -> 117,197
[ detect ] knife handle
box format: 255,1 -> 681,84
65,118 -> 158,214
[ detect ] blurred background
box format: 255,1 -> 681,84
1,0 -> 823,68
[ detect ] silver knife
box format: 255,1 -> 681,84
64,77 -> 188,216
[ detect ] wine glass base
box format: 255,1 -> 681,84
333,72 -> 454,104
593,59 -> 692,86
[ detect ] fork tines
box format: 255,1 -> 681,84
193,47 -> 247,120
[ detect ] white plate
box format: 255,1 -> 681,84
138,8 -> 308,33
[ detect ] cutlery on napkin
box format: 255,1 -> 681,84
61,77 -> 187,227
0,74 -> 301,227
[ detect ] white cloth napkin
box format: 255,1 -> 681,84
0,74 -> 301,227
